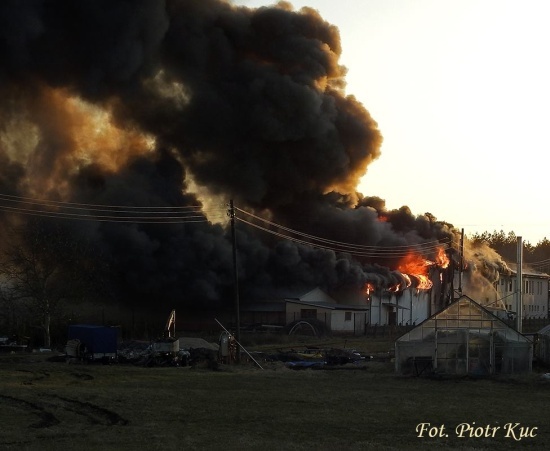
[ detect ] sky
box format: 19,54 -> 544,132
233,0 -> 550,244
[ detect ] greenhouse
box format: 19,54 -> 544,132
395,295 -> 532,376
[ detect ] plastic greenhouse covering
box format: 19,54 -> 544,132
395,296 -> 532,375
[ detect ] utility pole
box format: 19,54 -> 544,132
458,228 -> 464,299
516,236 -> 523,333
229,199 -> 241,362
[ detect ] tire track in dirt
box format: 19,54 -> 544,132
43,394 -> 129,425
0,394 -> 128,429
0,394 -> 60,428
15,369 -> 50,385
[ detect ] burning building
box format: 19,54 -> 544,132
0,1 -> 511,329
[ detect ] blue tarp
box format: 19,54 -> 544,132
285,361 -> 325,369
68,325 -> 118,354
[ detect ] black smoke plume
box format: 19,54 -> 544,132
0,0 -> 505,312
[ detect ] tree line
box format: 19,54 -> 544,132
470,230 -> 550,270
0,220 -> 110,349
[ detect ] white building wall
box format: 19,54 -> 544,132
396,290 -> 431,326
497,274 -> 549,319
285,301 -> 367,333
330,311 -> 355,332
285,302 -> 332,324
369,289 -> 431,326
368,296 -> 387,325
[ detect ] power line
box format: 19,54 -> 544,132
0,194 -> 227,224
0,193 -> 452,256
0,193 -> 206,211
0,204 -> 225,224
235,207 -> 450,255
525,256 -> 550,266
236,217 -> 450,258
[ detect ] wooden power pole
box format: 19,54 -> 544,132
229,199 -> 241,362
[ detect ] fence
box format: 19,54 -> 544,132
366,319 -> 550,339
519,318 -> 550,333
364,324 -> 415,339
286,312 -> 330,327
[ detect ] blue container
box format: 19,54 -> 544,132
68,325 -> 118,356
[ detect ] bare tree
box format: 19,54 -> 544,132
0,220 -> 99,348
0,281 -> 31,340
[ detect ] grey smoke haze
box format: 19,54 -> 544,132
0,0 -> 504,310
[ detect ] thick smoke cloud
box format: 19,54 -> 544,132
0,0 -> 505,312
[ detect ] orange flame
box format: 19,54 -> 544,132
397,252 -> 432,276
396,252 -> 433,290
435,247 -> 450,269
363,282 -> 376,297
363,246 -> 450,294
402,274 -> 412,288
411,274 -> 433,290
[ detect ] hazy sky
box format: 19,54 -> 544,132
234,0 -> 550,244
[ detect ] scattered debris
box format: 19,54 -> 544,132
178,337 -> 219,352
55,325 -> 379,371
117,340 -> 190,367
0,335 -> 29,353
244,347 -> 372,370
124,337 -> 217,370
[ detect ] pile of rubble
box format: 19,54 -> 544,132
247,347 -> 372,370
117,337 -> 220,367
72,335 -> 380,371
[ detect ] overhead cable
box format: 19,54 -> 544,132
0,205 -> 224,224
0,193 -> 206,211
236,217 -> 449,258
235,207 -> 450,255
0,193 -> 227,224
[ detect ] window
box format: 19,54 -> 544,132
345,311 -> 352,321
300,309 -> 317,319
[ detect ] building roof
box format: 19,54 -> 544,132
241,301 -> 286,312
242,287 -> 370,313
505,263 -> 550,278
285,299 -> 369,311
396,295 -> 531,343
298,287 -> 337,304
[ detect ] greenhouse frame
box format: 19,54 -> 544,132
395,295 -> 533,376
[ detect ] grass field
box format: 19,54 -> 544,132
1,335 -> 550,451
